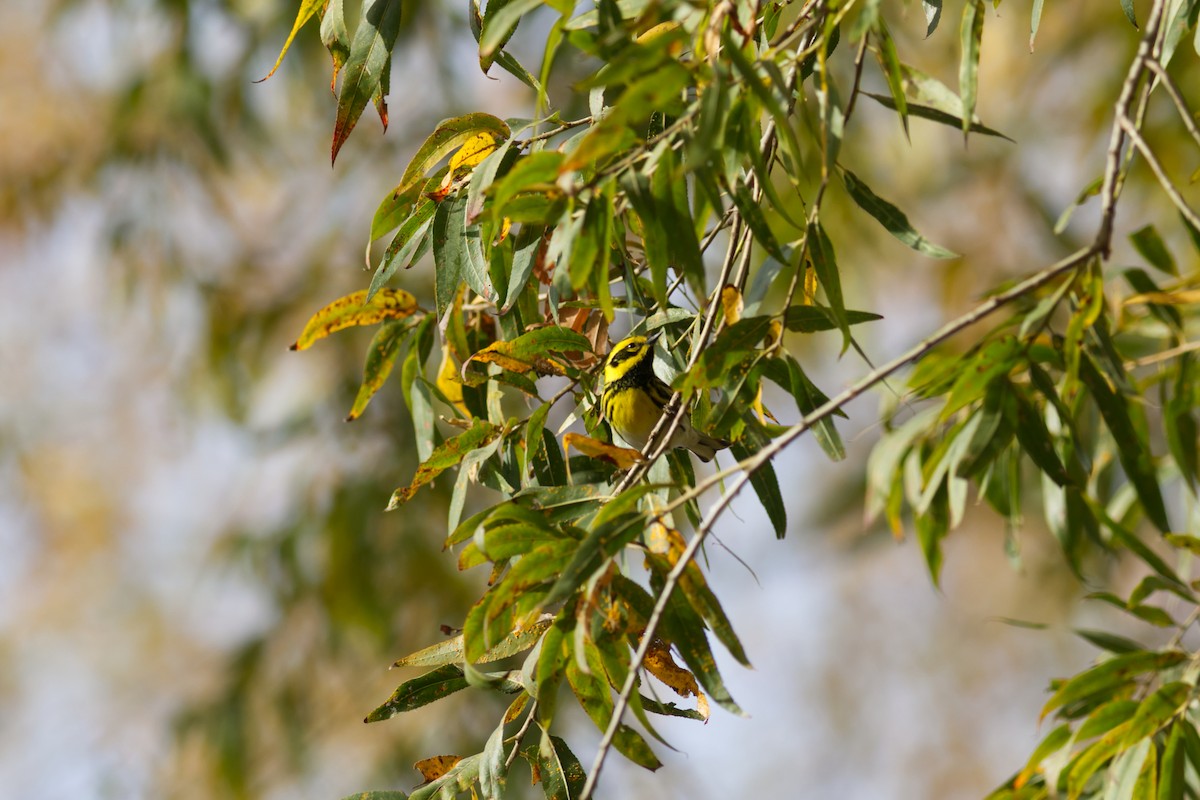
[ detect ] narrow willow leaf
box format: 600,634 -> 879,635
320,0 -> 350,89
1040,651 -> 1187,721
1129,225 -> 1177,275
958,0 -> 984,140
1014,723 -> 1071,789
408,755 -> 483,800
465,326 -> 590,376
1078,355 -> 1170,533
924,0 -> 943,36
434,195 -> 493,321
864,92 -> 1011,140
521,730 -> 587,800
729,180 -> 786,262
784,306 -> 883,333
479,719 -> 507,799
366,665 -> 470,721
397,113 -> 512,200
873,16 -> 909,138
387,420 -> 499,509
1075,629 -> 1145,655
807,221 -> 850,352
347,320 -> 413,420
655,533 -> 750,665
257,0 -> 323,82
1121,0 -> 1139,29
1160,721 -> 1186,800
1121,682 -> 1192,747
290,288 -> 419,351
1029,0 -> 1044,50
338,792 -> 409,800
491,151 -> 564,218
368,195 -> 437,302
565,637 -> 662,770
331,0 -> 403,164
479,0 -> 541,60
840,168 -> 958,258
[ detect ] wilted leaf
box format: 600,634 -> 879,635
414,755 -> 463,785
643,638 -> 709,721
290,289 -> 419,351
563,434 -> 642,470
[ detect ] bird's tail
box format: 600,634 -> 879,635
688,432 -> 731,463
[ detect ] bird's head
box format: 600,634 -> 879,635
604,331 -> 660,383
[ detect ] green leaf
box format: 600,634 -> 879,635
1074,629 -> 1145,655
433,194 -> 493,321
958,0 -> 984,140
565,636 -> 661,770
864,91 -> 1012,140
784,306 -> 883,333
807,221 -> 850,352
1129,225 -> 1177,275
465,326 -> 591,377
408,755 -> 483,800
1011,383 -> 1071,487
1159,721 -> 1186,800
365,665 -> 470,722
331,0 -> 404,164
1122,682 -> 1192,747
783,356 -> 846,462
873,16 -> 909,138
1014,723 -> 1071,789
491,151 -> 565,219
393,618 -> 551,668
1040,651 -> 1187,721
369,191 -> 438,302
479,718 -> 508,799
729,179 -> 787,263
522,730 -> 587,800
840,168 -> 958,259
1121,0 -> 1139,29
338,792 -> 409,800
1029,0 -> 1044,50
387,419 -> 499,509
942,337 -> 1023,420
347,319 -> 413,421
1078,354 -> 1170,533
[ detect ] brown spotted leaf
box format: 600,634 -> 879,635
644,638 -> 709,721
464,326 -> 591,377
414,755 -> 463,785
290,289 -> 419,351
386,419 -> 498,509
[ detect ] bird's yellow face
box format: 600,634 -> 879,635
604,335 -> 655,384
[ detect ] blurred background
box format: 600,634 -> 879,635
2,1 -> 1192,798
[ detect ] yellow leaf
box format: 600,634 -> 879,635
255,0 -> 323,83
436,344 -> 468,415
562,433 -> 643,470
803,261 -> 818,305
449,132 -> 498,175
290,289 -> 419,351
720,284 -> 743,326
1124,290 -> 1200,306
414,755 -> 463,785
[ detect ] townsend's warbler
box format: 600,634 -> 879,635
601,332 -> 729,462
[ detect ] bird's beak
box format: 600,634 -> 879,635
646,330 -> 662,345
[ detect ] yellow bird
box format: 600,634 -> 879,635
601,332 -> 729,462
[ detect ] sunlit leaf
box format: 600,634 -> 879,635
414,755 -> 463,785
1040,650 -> 1186,721
562,434 -> 642,470
257,0 -> 323,83
522,729 -> 587,800
396,113 -> 512,200
465,326 -> 591,376
290,289 -> 420,351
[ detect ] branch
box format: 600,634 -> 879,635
1120,118 -> 1200,232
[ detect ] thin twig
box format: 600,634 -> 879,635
1126,339 -> 1200,369
504,699 -> 539,769
1142,59 -> 1200,150
1120,118 -> 1200,231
